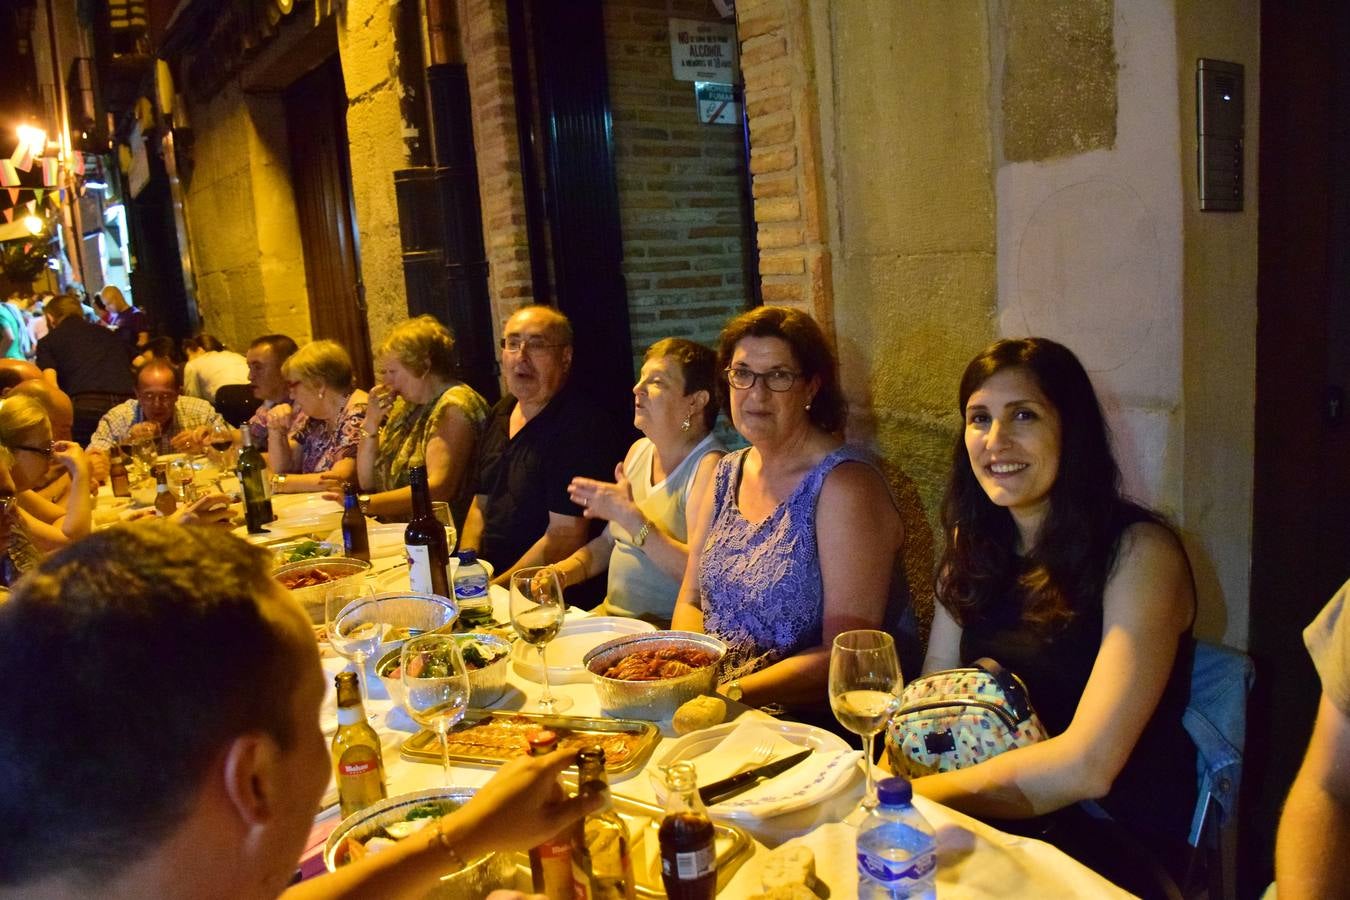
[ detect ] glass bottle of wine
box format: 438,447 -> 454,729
404,464 -> 450,598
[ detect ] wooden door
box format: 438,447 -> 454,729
284,55 -> 373,387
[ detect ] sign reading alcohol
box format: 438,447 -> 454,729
669,18 -> 739,83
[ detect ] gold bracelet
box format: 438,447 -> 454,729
433,818 -> 468,873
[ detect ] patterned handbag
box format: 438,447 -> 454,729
885,657 -> 1048,778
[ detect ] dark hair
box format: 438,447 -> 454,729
249,333 -> 299,362
645,337 -> 719,431
0,524 -> 304,886
183,333 -> 225,354
938,337 -> 1156,630
715,306 -> 846,433
44,294 -> 82,323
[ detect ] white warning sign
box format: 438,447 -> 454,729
670,17 -> 740,83
695,82 -> 741,125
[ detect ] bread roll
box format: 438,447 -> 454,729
747,886 -> 817,900
760,844 -> 817,890
672,694 -> 726,735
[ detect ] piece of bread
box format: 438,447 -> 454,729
760,844 -> 817,890
672,694 -> 727,735
747,885 -> 817,900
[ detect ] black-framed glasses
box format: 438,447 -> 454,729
725,367 -> 802,392
11,441 -> 54,458
500,336 -> 567,355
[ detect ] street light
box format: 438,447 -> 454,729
23,213 -> 43,235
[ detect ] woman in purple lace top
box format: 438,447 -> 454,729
672,307 -> 903,710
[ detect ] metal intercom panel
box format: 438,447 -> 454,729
1197,59 -> 1244,211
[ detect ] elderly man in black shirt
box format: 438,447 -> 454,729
459,305 -> 627,596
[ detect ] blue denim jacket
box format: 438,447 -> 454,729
1183,640 -> 1254,845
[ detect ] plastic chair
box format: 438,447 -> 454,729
214,384 -> 262,427
1182,639 -> 1254,900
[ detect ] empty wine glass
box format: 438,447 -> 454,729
829,629 -> 903,809
326,581 -> 382,711
510,566 -> 570,714
401,633 -> 471,785
167,457 -> 195,502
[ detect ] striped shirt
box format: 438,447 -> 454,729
87,397 -> 226,454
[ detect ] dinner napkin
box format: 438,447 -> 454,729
688,720 -> 860,819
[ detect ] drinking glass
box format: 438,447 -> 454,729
829,629 -> 903,809
400,633 -> 471,785
206,422 -> 237,471
326,581 -> 382,711
167,457 -> 196,501
510,566 -> 570,714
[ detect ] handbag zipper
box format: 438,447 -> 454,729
897,697 -> 1021,729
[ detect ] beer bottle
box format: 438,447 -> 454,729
236,428 -> 274,532
527,730 -> 592,900
109,450 -> 131,498
332,671 -> 386,818
404,464 -> 450,598
341,482 -> 370,561
153,465 -> 176,517
579,747 -> 636,899
659,761 -> 717,899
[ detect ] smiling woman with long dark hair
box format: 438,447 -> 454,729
909,337 -> 1197,896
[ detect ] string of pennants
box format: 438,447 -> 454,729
0,141 -> 83,227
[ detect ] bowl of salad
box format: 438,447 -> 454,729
324,788 -> 516,897
377,631 -> 512,709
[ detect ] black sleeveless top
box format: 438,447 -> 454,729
959,547 -> 1197,848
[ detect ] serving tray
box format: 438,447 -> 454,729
400,709 -> 660,775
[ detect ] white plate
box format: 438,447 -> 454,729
328,521 -> 410,561
650,720 -> 855,821
371,557 -> 494,593
510,616 -> 656,684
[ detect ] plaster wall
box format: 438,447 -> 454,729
339,0 -> 413,350
1175,0 -> 1259,648
180,82 -> 312,351
819,1 -> 1000,623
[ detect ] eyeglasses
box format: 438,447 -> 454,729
0,494 -> 15,515
500,336 -> 567,355
11,441 -> 54,458
139,391 -> 177,404
725,367 -> 802,392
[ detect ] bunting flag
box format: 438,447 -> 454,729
41,157 -> 58,187
0,161 -> 16,188
5,188 -> 17,206
2,209 -> 11,224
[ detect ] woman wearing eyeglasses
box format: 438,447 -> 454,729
266,340 -> 368,493
0,394 -> 93,557
346,316 -> 488,523
671,306 -> 903,711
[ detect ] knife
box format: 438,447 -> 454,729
698,748 -> 813,806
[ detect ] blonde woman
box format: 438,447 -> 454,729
348,316 -> 488,522
0,394 -> 93,555
267,340 -> 368,493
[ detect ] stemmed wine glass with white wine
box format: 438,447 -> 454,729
400,633 -> 471,786
510,566 -> 571,714
326,581 -> 382,712
829,629 -> 903,809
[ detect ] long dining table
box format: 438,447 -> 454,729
195,488 -> 1136,898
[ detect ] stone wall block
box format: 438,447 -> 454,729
759,250 -> 806,276
749,145 -> 797,175
754,195 -> 801,223
757,223 -> 804,250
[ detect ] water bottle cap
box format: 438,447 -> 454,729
875,776 -> 913,806
456,550 -> 477,564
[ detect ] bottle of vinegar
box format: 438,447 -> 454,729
659,761 -> 717,899
404,464 -> 450,598
579,746 -> 636,899
331,671 -> 386,819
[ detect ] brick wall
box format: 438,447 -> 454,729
604,0 -> 752,370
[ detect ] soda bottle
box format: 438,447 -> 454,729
331,671 -> 386,818
341,482 -> 370,561
856,776 -> 937,899
659,761 -> 716,899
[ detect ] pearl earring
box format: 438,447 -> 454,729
804,402 -> 812,411
681,415 -> 692,432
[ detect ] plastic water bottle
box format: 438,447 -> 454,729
856,777 -> 937,899
453,551 -> 491,622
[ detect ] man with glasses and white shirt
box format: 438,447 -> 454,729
458,305 -> 627,597
85,360 -> 226,480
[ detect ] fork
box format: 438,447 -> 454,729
727,738 -> 777,778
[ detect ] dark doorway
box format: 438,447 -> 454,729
1245,0 -> 1350,890
284,55 -> 373,387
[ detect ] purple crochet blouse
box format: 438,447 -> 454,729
699,445 -> 868,679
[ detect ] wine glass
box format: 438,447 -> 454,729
206,422 -> 236,471
829,630 -> 903,809
401,633 -> 471,785
326,581 -> 382,711
167,457 -> 195,502
510,566 -> 571,714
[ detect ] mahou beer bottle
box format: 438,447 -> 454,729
578,747 -> 636,899
659,761 -> 717,899
404,464 -> 450,598
153,465 -> 176,516
331,671 -> 386,818
527,730 -> 592,900
109,450 -> 131,498
341,482 -> 370,561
